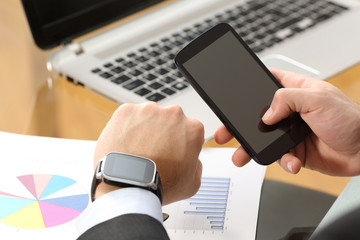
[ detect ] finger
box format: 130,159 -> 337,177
232,146 -> 252,167
278,153 -> 302,174
187,118 -> 205,144
262,88 -> 315,125
214,125 -> 234,144
269,68 -> 316,89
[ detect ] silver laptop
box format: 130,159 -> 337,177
21,0 -> 360,140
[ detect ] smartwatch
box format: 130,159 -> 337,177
91,152 -> 163,204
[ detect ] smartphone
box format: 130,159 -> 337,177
175,23 -> 311,165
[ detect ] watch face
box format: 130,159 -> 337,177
103,153 -> 156,184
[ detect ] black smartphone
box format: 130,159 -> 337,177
175,23 -> 311,165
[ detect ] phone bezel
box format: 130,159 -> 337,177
175,23 -> 311,165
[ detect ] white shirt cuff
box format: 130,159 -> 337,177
75,188 -> 163,237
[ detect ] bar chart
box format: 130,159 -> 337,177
164,177 -> 230,231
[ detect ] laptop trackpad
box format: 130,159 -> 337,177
261,54 -> 320,78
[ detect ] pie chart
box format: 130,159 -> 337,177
0,174 -> 89,229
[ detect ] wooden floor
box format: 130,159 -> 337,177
2,0 -> 360,197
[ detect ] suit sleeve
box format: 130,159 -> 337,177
76,188 -> 165,238
309,205 -> 360,240
77,213 -> 170,240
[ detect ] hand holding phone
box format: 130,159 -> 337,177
175,23 -> 311,165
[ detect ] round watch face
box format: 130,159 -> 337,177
102,153 -> 156,184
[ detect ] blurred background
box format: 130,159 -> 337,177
0,0 -> 51,134
2,0 -> 359,197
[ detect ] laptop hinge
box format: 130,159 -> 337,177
62,40 -> 84,56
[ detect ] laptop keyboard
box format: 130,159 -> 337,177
91,0 -> 348,103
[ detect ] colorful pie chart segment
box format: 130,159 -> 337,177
0,174 -> 89,229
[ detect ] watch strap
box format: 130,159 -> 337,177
90,166 -> 101,202
90,162 -> 163,204
153,172 -> 163,204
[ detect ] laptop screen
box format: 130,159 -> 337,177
21,0 -> 165,49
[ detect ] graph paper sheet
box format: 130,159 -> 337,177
0,131 -> 95,240
0,132 -> 265,239
163,148 -> 266,239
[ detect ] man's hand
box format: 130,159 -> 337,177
215,69 -> 360,176
93,102 -> 204,205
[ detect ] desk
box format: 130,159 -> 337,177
24,65 -> 358,198
24,64 -> 359,240
1,0 -> 360,200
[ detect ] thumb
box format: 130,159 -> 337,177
262,88 -> 313,125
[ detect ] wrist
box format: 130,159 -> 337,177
94,182 -> 122,200
91,152 -> 163,203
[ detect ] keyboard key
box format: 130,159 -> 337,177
143,73 -> 157,81
149,82 -> 163,90
184,36 -> 195,41
115,57 -> 124,63
252,46 -> 264,53
172,82 -> 188,91
270,37 -> 282,43
161,76 -> 175,84
127,52 -> 136,58
248,2 -> 266,11
254,34 -> 266,40
245,38 -> 254,45
146,93 -> 166,102
162,88 -> 176,96
154,59 -> 166,65
124,61 -> 137,68
156,68 -> 169,75
172,33 -> 181,38
279,17 -> 302,29
135,88 -> 151,96
111,66 -> 125,74
150,42 -> 159,48
111,75 -> 131,84
167,53 -> 176,60
91,68 -> 101,73
136,56 -> 149,62
123,80 -> 145,90
172,40 -> 183,46
129,69 -> 143,77
149,51 -> 160,57
139,47 -> 147,52
315,13 -> 333,22
160,45 -> 172,52
99,72 -> 113,79
263,40 -> 275,48
173,71 -> 183,78
292,27 -> 304,33
169,63 -> 177,70
104,63 -> 113,68
141,64 -> 155,71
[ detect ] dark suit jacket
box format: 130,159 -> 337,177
78,213 -> 170,240
283,206 -> 360,240
309,205 -> 360,240
78,207 -> 360,240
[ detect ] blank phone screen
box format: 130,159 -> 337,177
183,31 -> 284,153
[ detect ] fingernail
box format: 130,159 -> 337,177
262,107 -> 272,121
287,162 -> 293,173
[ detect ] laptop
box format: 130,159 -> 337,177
21,0 -> 360,140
